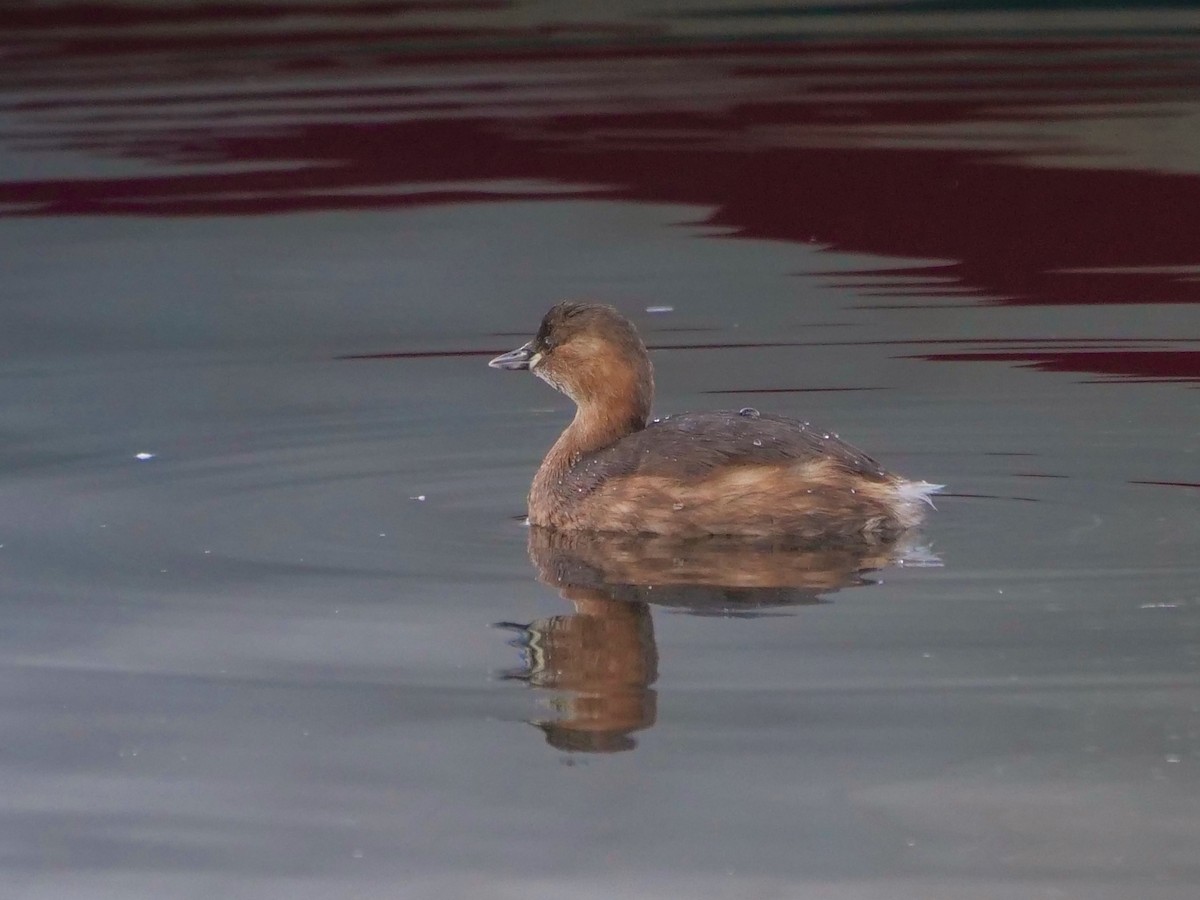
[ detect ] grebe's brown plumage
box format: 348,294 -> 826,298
490,302 -> 941,540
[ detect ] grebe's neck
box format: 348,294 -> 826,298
532,361 -> 653,506
545,385 -> 650,469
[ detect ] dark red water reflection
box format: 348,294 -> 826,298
915,350 -> 1200,381
344,337 -> 1199,384
4,4 -> 1200,343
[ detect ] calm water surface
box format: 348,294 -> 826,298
2,3 -> 1199,898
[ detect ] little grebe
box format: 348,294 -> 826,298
490,302 -> 942,539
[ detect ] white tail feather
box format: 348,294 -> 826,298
891,480 -> 945,529
898,480 -> 945,509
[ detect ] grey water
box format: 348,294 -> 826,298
2,4 -> 1199,899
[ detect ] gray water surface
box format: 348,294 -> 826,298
3,5 -> 1199,899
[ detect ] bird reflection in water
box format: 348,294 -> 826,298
498,526 -> 938,753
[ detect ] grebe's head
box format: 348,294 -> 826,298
490,302 -> 653,424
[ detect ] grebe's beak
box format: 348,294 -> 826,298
488,342 -> 538,371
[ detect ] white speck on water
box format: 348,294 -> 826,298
645,305 -> 674,314
378,533 -> 386,538
134,452 -> 156,461
410,495 -> 426,501
203,549 -> 211,555
1140,602 -> 1179,609
752,439 -> 763,447
997,589 -> 1004,594
351,849 -> 364,859
159,569 -> 167,574
672,502 -> 685,511
1166,754 -> 1182,763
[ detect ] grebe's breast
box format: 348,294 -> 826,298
569,410 -> 891,492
